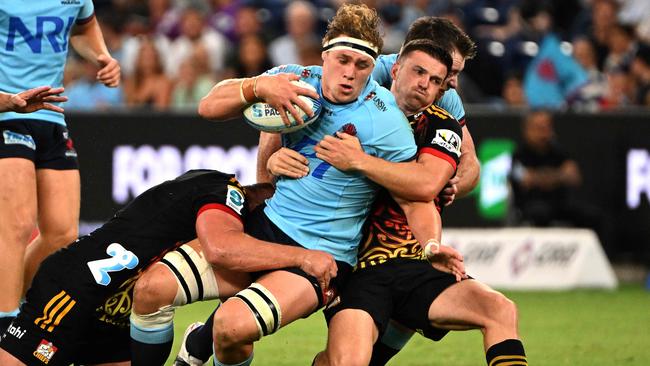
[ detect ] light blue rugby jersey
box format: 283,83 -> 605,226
0,0 -> 94,125
263,64 -> 417,265
373,53 -> 466,125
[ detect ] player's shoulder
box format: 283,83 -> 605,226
420,103 -> 459,126
173,169 -> 238,187
435,89 -> 466,122
265,64 -> 321,77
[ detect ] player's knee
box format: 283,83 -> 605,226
2,213 -> 36,245
133,266 -> 176,315
484,291 -> 518,329
212,309 -> 252,349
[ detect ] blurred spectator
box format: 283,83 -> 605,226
630,43 -> 650,106
509,110 -> 613,254
208,0 -> 243,43
297,36 -> 324,66
521,2 -> 588,109
64,58 -> 124,111
234,4 -> 263,41
148,0 -> 183,39
601,68 -> 634,108
604,23 -> 638,73
171,45 -> 216,111
568,36 -> 608,110
582,0 -> 620,69
124,37 -> 173,109
269,1 -> 320,66
165,6 -> 230,78
501,72 -> 527,107
224,33 -> 273,78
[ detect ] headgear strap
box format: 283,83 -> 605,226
322,36 -> 379,62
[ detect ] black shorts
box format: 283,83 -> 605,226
244,204 -> 352,309
0,119 -> 78,169
323,259 -> 458,341
0,256 -> 129,365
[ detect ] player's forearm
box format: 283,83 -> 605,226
206,230 -> 310,272
0,92 -> 12,112
70,17 -> 110,66
257,132 -> 282,183
198,78 -> 255,121
455,152 -> 480,197
356,155 -> 449,202
395,198 -> 442,246
455,127 -> 480,197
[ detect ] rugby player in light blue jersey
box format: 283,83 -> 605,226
0,0 -> 120,332
165,5 -> 465,366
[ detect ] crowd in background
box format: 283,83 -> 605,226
65,0 -> 650,111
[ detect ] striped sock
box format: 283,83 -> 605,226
486,339 -> 527,366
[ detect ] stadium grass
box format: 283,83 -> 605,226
167,284 -> 650,365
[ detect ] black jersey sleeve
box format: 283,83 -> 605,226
191,174 -> 248,224
413,104 -> 463,170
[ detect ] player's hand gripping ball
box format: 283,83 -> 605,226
243,80 -> 322,133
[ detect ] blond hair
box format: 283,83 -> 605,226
322,3 -> 383,54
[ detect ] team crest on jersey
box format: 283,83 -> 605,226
3,131 -> 35,150
226,185 -> 245,215
301,69 -> 311,78
338,123 -> 357,136
364,91 -> 376,101
33,339 -> 57,364
431,129 -> 461,157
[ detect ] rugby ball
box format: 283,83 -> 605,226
242,80 -> 322,133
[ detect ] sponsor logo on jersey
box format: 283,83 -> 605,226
370,94 -> 387,112
3,131 -> 36,150
431,129 -> 461,157
33,339 -> 57,364
7,324 -> 27,339
61,0 -> 81,4
226,185 -> 245,215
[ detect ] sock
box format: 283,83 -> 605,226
0,309 -> 20,332
369,322 -> 414,366
485,339 -> 527,366
130,322 -> 174,366
187,305 -> 219,362
212,347 -> 253,366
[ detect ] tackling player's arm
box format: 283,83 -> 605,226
69,16 -> 120,87
392,197 -> 465,281
196,208 -> 337,288
315,108 -> 463,202
455,125 -> 480,197
198,72 -> 319,124
257,132 -> 284,183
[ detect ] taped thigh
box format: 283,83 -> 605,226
234,283 -> 282,338
160,243 -> 219,306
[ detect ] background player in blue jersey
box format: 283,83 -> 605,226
372,16 -> 481,206
175,4 -> 464,366
0,87 -> 67,114
0,0 -> 121,330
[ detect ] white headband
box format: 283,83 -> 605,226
322,36 -> 379,62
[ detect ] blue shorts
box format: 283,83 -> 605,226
0,119 -> 78,170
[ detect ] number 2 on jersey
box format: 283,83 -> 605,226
87,243 -> 139,286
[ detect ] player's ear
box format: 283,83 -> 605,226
390,61 -> 400,80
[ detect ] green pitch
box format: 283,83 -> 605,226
167,285 -> 650,365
